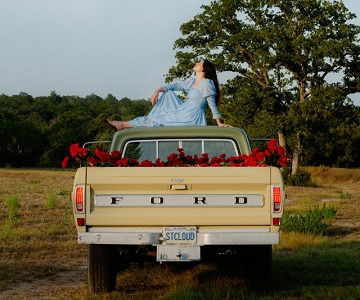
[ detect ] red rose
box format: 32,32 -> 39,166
95,148 -> 111,163
110,150 -> 122,160
138,160 -> 153,167
69,143 -> 80,158
155,158 -> 165,167
252,148 -> 260,154
78,147 -> 87,157
87,156 -> 99,167
256,152 -> 265,161
211,157 -> 221,164
61,156 -> 70,168
264,150 -> 271,158
278,157 -> 289,167
244,156 -> 258,166
276,146 -> 286,156
210,163 -> 221,167
267,139 -> 278,153
116,157 -> 130,167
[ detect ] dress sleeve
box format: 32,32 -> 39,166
206,95 -> 221,119
202,79 -> 221,119
162,78 -> 194,93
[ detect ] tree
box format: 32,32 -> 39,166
168,0 -> 360,171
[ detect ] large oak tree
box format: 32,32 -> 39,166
167,0 -> 360,172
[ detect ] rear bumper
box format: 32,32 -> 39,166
78,227 -> 279,245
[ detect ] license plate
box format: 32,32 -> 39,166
163,226 -> 197,245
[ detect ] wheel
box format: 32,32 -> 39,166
88,244 -> 117,294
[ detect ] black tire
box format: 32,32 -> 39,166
88,244 -> 117,294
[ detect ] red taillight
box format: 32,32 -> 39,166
75,186 -> 85,213
77,218 -> 85,226
273,217 -> 281,226
272,186 -> 282,213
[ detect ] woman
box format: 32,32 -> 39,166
107,59 -> 231,130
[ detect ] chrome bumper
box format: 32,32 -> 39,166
78,227 -> 279,245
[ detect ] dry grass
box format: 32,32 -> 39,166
0,169 -> 87,298
0,167 -> 359,300
283,167 -> 360,242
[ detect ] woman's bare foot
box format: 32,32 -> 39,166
106,119 -> 132,131
107,119 -> 124,130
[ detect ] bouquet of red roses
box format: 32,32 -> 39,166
62,139 -> 289,169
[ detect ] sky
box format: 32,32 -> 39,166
0,0 -> 359,105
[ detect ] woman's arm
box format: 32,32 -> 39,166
151,79 -> 194,105
206,95 -> 232,127
150,87 -> 164,105
202,80 -> 231,127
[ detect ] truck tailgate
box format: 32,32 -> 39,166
81,167 -> 278,226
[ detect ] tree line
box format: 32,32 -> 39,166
0,89 -> 359,168
0,92 -> 152,167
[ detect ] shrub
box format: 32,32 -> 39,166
282,167 -> 316,187
281,204 -> 337,235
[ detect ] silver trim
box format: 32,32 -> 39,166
82,140 -> 111,148
88,227 -> 268,233
89,227 -> 163,233
95,194 -> 264,208
199,228 -> 269,233
122,138 -> 239,159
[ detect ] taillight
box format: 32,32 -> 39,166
273,217 -> 281,226
272,185 -> 283,213
74,186 -> 85,213
77,218 -> 85,226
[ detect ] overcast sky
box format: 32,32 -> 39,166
1,0 -> 359,105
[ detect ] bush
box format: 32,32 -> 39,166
281,204 -> 337,235
282,167 -> 316,187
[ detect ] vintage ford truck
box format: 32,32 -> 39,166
71,126 -> 285,293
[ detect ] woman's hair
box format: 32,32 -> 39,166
203,59 -> 221,105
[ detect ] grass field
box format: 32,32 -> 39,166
0,167 -> 359,300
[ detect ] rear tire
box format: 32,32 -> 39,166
88,244 -> 117,294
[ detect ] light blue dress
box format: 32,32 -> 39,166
129,78 -> 221,127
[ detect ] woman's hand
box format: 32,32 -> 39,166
216,118 -> 232,128
150,88 -> 163,106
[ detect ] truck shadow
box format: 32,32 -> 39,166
114,241 -> 360,298
271,240 -> 360,290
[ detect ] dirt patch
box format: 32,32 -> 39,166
0,267 -> 87,300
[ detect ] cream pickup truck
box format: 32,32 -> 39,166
71,126 -> 285,293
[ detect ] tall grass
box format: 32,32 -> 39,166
281,203 -> 338,235
4,195 -> 20,222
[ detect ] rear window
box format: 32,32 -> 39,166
123,139 -> 238,162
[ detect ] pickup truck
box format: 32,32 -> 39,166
71,126 -> 285,293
